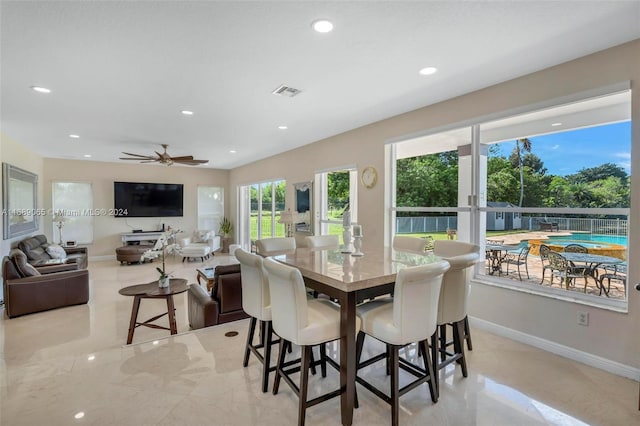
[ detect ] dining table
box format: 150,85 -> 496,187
273,246 -> 444,426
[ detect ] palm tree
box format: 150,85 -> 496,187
515,138 -> 532,206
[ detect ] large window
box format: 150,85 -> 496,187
318,168 -> 358,243
51,182 -> 93,244
390,88 -> 631,308
238,180 -> 285,248
197,186 -> 223,231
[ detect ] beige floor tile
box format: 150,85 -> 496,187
1,254 -> 639,425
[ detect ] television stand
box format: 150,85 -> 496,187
121,231 -> 164,246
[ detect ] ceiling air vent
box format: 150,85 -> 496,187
271,84 -> 302,98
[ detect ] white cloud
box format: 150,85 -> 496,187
551,144 -> 560,150
613,152 -> 631,159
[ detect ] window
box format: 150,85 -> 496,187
238,180 -> 285,248
197,186 -> 223,231
390,88 -> 631,309
318,168 -> 357,243
52,182 -> 93,244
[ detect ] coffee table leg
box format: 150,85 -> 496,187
166,295 -> 177,335
127,295 -> 142,344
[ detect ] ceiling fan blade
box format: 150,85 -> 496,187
119,157 -> 153,160
140,160 -> 159,163
121,152 -> 155,159
174,159 -> 209,165
168,155 -> 195,161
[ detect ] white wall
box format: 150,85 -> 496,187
43,159 -> 229,258
229,39 -> 640,369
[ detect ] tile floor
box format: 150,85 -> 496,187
1,254 -> 639,425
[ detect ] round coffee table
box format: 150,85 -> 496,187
118,278 -> 188,344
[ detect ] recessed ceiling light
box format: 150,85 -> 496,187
551,122 -> 562,127
74,412 -> 85,420
278,125 -> 288,130
312,19 -> 333,33
229,150 -> 237,154
418,67 -> 438,76
31,86 -> 51,93
83,154 -> 92,158
69,134 -> 80,139
181,110 -> 194,116
87,355 -> 95,361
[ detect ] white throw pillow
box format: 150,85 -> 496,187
193,230 -> 211,243
46,244 -> 67,259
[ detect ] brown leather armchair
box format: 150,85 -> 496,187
2,251 -> 89,318
187,263 -> 248,329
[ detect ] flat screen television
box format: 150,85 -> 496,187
114,181 -> 184,217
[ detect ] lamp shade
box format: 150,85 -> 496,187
278,210 -> 296,224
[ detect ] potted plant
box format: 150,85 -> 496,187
219,217 -> 233,253
141,232 -> 178,287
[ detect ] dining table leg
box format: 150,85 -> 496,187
339,291 -> 357,426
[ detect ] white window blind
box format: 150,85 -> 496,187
52,182 -> 93,244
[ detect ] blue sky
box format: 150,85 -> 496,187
494,121 -> 631,177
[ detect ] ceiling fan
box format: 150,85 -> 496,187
119,144 -> 208,166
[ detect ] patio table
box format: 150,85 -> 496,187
485,244 -> 520,275
559,252 -> 623,294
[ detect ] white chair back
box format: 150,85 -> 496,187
392,235 -> 429,254
256,237 -> 296,256
433,240 -> 480,257
263,258 -> 310,344
435,251 -> 480,325
305,235 -> 339,250
392,261 -> 450,343
235,248 -> 271,320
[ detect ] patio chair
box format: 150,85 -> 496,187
563,244 -> 590,275
538,219 -> 559,232
597,263 -> 627,297
503,246 -> 530,280
538,244 -> 554,284
547,251 -> 589,291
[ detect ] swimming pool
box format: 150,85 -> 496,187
546,233 -> 628,246
531,233 -> 628,260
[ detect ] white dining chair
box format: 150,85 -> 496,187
355,260 -> 450,426
255,237 -> 296,256
392,235 -> 430,254
263,257 -> 361,426
235,248 -> 278,393
305,235 -> 339,250
433,240 -> 480,352
430,243 -> 479,394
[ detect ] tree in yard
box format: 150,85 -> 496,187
509,138 -> 532,207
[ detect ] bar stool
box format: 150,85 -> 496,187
305,235 -> 339,250
392,235 -> 430,254
434,240 -> 480,352
255,237 -> 296,256
235,248 -> 279,393
263,257 -> 360,426
431,242 -> 479,394
355,260 -> 450,426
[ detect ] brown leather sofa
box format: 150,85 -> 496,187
187,263 -> 248,329
18,234 -> 88,269
2,249 -> 90,318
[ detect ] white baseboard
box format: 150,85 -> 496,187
470,316 -> 640,381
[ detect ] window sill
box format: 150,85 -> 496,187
472,275 -> 628,314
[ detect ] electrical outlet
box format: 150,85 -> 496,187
577,311 -> 589,326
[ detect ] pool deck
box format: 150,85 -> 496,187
481,230 -> 627,300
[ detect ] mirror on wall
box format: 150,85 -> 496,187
294,182 -> 312,233
3,163 -> 39,239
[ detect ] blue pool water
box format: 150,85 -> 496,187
546,233 -> 627,247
